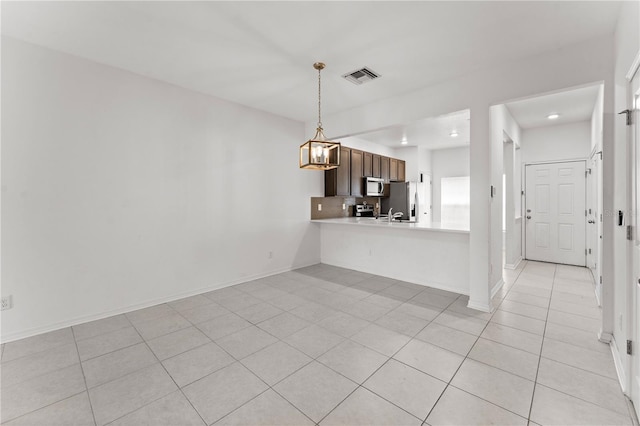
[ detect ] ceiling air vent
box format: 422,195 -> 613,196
342,67 -> 381,85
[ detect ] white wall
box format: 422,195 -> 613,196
431,147 -> 470,223
339,136 -> 396,158
419,147 -> 433,177
393,146 -> 420,182
521,121 -> 592,163
591,85 -> 604,152
1,37 -> 322,341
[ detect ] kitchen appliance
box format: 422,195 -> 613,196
381,181 -> 425,222
354,204 -> 375,217
365,177 -> 386,197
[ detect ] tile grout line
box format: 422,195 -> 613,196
419,292 -> 519,424
104,326 -> 211,426
528,270 -> 633,419
309,294 -> 461,424
70,326 -> 99,426
526,263 -> 557,423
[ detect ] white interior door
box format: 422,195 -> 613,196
628,62 -> 640,421
525,161 -> 586,266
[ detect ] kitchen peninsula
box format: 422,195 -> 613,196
312,217 -> 470,295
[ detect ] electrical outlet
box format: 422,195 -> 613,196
317,204 -> 322,211
1,295 -> 13,311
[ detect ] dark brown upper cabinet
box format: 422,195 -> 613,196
390,158 -> 398,181
350,149 -> 364,197
398,160 -> 406,182
363,152 -> 373,177
381,156 -> 390,182
372,154 -> 381,178
324,146 -> 351,196
324,148 -> 405,196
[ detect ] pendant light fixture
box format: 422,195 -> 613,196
300,62 -> 341,170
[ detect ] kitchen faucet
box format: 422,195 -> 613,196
387,208 -> 403,223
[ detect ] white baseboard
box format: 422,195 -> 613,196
0,261 -> 318,344
491,279 -> 505,298
598,330 -> 613,344
594,285 -> 602,307
610,335 -> 628,395
504,257 -> 523,270
467,299 -> 493,313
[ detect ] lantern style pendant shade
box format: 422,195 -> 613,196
299,127 -> 341,170
300,62 -> 341,170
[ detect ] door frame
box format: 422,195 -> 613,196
624,49 -> 640,420
587,149 -> 603,305
523,159 -> 588,265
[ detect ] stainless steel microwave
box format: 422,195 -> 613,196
365,177 -> 385,196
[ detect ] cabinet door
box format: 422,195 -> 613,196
363,152 -> 373,177
351,149 -> 364,197
381,156 -> 390,182
390,158 -> 398,181
398,160 -> 406,182
324,147 -> 351,196
372,154 -> 381,178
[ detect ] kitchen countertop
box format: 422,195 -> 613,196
311,217 -> 470,234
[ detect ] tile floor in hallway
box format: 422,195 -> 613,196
1,260 -> 637,425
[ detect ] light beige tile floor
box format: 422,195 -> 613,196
1,261 -> 638,425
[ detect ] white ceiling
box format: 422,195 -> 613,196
1,1 -> 621,124
505,84 -> 601,129
345,109 -> 470,150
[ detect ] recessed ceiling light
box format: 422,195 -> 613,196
449,131 -> 459,138
547,113 -> 560,120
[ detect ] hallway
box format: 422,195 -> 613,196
1,261 -> 636,425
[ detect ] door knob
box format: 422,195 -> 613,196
526,215 -> 532,219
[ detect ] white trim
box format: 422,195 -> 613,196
598,330 -> 613,344
625,49 -> 640,81
524,158 -> 589,167
611,335 -> 629,395
505,256 -> 523,270
0,262 -> 317,344
595,285 -> 602,307
467,300 -> 493,313
491,279 -> 505,298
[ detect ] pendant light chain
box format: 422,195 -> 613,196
317,65 -> 322,129
300,61 -> 339,170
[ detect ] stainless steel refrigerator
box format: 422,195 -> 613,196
381,181 -> 425,222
